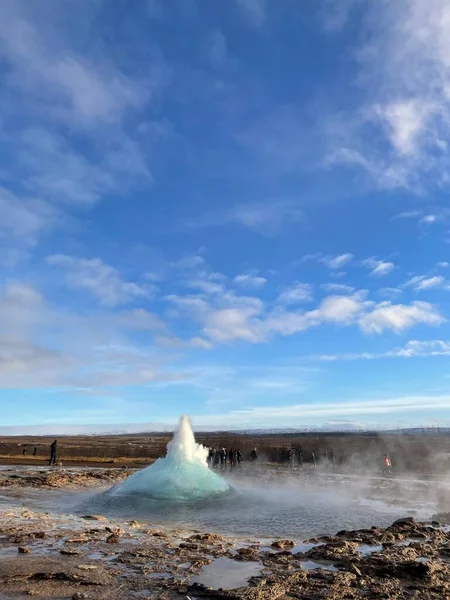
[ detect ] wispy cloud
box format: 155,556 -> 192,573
404,274 -> 447,291
362,257 -> 396,277
277,282 -> 314,305
0,280 -> 189,389
359,301 -> 444,334
321,283 -> 355,294
324,0 -> 450,191
233,273 -> 267,288
185,201 -> 304,236
302,252 -> 353,269
47,255 -> 152,306
312,339 -> 450,361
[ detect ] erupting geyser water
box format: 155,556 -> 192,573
110,415 -> 230,501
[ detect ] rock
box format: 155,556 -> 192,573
271,539 -> 295,549
72,594 -> 89,600
32,531 -> 46,539
77,564 -> 98,570
81,515 -> 107,521
391,517 -> 415,528
188,533 -> 224,544
432,512 -> 450,523
60,548 -> 82,555
129,520 -> 140,528
349,564 -> 362,577
18,546 -> 31,553
180,542 -> 199,550
106,533 -> 120,544
375,560 -> 439,580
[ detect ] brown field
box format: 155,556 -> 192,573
0,431 -> 449,473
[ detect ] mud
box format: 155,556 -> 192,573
0,468 -> 449,599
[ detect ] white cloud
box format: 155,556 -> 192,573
234,273 -> 267,288
359,301 -> 444,334
277,282 -> 313,305
438,262 -> 450,268
0,280 -> 190,389
312,339 -> 450,361
323,253 -> 353,269
302,252 -> 353,269
0,187 -> 59,242
190,394 -> 450,427
47,255 -> 151,306
404,274 -> 446,290
393,210 -> 424,220
362,257 -> 396,277
375,99 -> 429,157
0,4 -> 151,127
325,0 -> 450,190
420,214 -> 437,225
321,283 -> 355,293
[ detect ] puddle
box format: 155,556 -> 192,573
192,557 -> 262,590
357,544 -> 383,556
301,560 -> 338,572
0,547 -> 20,558
87,551 -> 118,561
0,544 -> 55,558
416,557 -> 431,563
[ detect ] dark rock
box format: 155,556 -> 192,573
271,539 -> 294,549
375,560 -> 438,580
18,546 -> 31,553
81,515 -> 107,521
188,533 -> 225,544
106,533 -> 120,544
391,517 -> 415,528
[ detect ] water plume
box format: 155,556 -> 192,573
110,415 -> 230,501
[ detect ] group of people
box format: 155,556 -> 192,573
21,441 -> 58,465
207,447 -> 244,468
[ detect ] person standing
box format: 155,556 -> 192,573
49,440 -> 58,466
33,447 -> 37,456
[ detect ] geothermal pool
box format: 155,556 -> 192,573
82,415 -> 439,539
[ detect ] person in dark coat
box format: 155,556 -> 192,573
49,440 -> 58,466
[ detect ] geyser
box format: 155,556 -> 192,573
110,415 -> 230,501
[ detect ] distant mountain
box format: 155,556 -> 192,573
0,423 -> 448,437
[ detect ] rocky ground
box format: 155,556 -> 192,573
0,468 -> 449,599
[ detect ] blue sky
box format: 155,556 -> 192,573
1,0 -> 450,431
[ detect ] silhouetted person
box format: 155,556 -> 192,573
33,447 -> 37,456
311,451 -> 317,469
288,448 -> 296,468
383,453 -> 392,473
236,449 -> 242,465
298,452 -> 303,468
250,448 -> 257,462
49,440 -> 57,466
228,448 -> 234,467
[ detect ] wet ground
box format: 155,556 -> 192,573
0,466 -> 449,599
